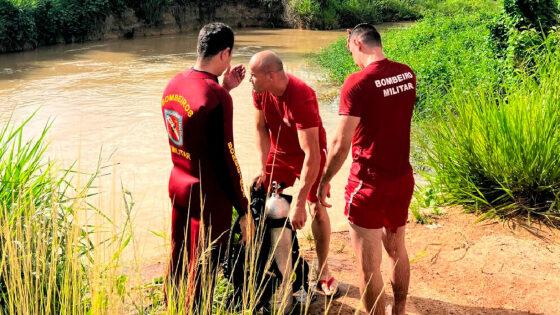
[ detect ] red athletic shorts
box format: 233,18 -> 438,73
264,150 -> 326,203
344,171 -> 414,232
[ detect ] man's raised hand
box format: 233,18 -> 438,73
223,64 -> 246,91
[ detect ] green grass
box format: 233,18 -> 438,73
419,45 -> 560,225
315,0 -> 501,117
286,0 -> 499,29
287,0 -> 420,29
314,0 -> 560,225
0,116 -> 332,314
0,115 -> 133,313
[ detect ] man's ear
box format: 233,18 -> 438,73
220,48 -> 231,61
355,37 -> 364,52
266,71 -> 274,81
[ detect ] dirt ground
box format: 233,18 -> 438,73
140,207 -> 560,314
301,207 -> 560,315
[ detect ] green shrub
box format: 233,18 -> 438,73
33,0 -> 61,45
125,0 -> 171,26
419,46 -> 560,225
490,0 -> 559,69
287,0 -> 423,29
0,0 -> 37,52
58,0 -> 111,43
336,0 -> 419,26
315,5 -> 501,117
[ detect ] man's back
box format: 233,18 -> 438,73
340,58 -> 416,180
162,68 -> 247,212
162,69 -> 226,183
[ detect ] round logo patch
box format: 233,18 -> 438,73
164,109 -> 183,146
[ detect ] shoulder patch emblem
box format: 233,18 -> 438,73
164,109 -> 183,146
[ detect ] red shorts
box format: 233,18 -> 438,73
344,171 -> 414,232
264,150 -> 326,203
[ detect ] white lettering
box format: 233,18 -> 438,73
382,82 -> 416,97
375,72 -> 414,88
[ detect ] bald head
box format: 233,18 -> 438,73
249,50 -> 284,73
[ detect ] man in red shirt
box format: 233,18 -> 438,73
318,23 -> 416,315
249,51 -> 338,296
161,22 -> 253,309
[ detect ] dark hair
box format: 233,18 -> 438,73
350,23 -> 382,47
197,22 -> 234,59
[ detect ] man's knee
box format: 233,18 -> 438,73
309,202 -> 329,222
383,227 -> 407,259
359,259 -> 381,279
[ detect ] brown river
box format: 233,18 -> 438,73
0,28 -> 366,261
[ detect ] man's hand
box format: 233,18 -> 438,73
239,213 -> 254,243
222,64 -> 246,91
318,181 -> 332,208
251,170 -> 266,189
290,203 -> 307,230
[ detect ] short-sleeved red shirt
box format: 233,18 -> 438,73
253,74 -> 327,169
339,58 -> 416,181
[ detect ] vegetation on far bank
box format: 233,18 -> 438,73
286,0 -> 496,29
0,0 -> 275,52
316,0 -> 560,225
1,0 -> 505,53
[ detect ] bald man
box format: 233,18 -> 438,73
249,51 -> 338,297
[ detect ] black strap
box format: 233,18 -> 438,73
265,217 -> 292,229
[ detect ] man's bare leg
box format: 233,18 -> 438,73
349,222 -> 386,315
309,202 -> 332,281
382,226 -> 409,315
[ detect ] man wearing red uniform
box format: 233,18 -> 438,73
161,22 -> 252,309
249,51 -> 338,296
318,24 -> 416,315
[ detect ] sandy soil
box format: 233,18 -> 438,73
301,207 -> 560,315
140,207 -> 560,314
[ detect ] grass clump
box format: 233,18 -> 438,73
314,0 -> 560,225
419,45 -> 560,225
286,0 -> 421,29
315,0 -> 501,117
0,115 -> 133,313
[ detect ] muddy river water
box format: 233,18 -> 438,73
0,28 -> 371,261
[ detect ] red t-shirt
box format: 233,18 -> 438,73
162,68 -> 248,215
339,58 -> 416,181
253,74 -> 327,169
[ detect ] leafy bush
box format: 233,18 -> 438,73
419,45 -> 560,225
0,0 -> 37,51
57,0 -> 111,43
490,0 -> 559,68
125,0 -> 171,26
315,4 -> 501,116
1,0 -> 296,52
287,0 -> 424,29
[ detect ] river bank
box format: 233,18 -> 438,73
2,0 -> 442,53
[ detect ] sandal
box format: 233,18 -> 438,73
316,276 -> 341,299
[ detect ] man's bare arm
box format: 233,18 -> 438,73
254,109 -> 270,187
291,127 -> 320,229
318,116 -> 360,207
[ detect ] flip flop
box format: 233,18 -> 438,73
316,276 -> 341,299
